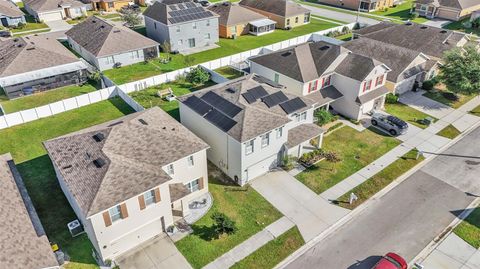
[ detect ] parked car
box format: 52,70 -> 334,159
122,3 -> 140,11
0,30 -> 12,38
372,252 -> 407,269
371,113 -> 408,136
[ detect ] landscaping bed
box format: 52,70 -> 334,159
231,226 -> 304,269
175,163 -> 282,269
454,207 -> 480,249
385,103 -> 438,129
295,126 -> 401,194
0,98 -> 135,269
437,124 -> 461,139
214,66 -> 245,80
337,149 -> 425,210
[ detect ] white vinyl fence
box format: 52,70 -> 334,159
0,23 -> 356,130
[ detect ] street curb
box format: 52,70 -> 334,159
275,115 -> 480,269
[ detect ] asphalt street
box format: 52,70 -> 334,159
299,3 -> 379,25
283,125 -> 480,269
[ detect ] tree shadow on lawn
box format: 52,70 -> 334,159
189,224 -> 221,241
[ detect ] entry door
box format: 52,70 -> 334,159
160,216 -> 166,232
188,38 -> 195,48
1,18 -> 7,27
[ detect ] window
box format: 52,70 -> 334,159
245,140 -> 254,155
178,39 -> 183,45
205,33 -> 211,40
363,80 -> 372,92
276,127 -> 283,138
206,19 -> 210,26
296,111 -> 307,122
186,179 -> 200,193
167,164 -> 174,175
108,2 -> 114,8
286,19 -> 290,26
308,81 -> 316,93
187,155 -> 194,167
154,22 -> 157,30
109,205 -> 122,223
323,75 -> 331,87
274,73 -> 280,83
131,50 -> 140,59
304,13 -> 310,23
192,22 -> 197,29
375,75 -> 384,86
261,133 -> 270,148
105,56 -> 114,65
295,17 -> 299,23
176,26 -> 180,32
144,190 -> 156,206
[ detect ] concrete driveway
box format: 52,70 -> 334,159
44,20 -> 72,32
250,170 -> 349,242
116,234 -> 192,269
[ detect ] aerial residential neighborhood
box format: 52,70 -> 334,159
1,0 -> 480,269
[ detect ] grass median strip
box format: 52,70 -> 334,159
437,124 -> 461,139
231,226 -> 304,269
454,207 -> 480,249
337,149 -> 425,210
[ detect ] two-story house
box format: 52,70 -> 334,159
239,0 -> 311,29
143,0 -> 219,53
44,107 -> 210,263
249,41 -> 391,120
179,74 -> 324,185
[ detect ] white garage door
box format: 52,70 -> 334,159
39,11 -> 63,22
246,154 -> 278,182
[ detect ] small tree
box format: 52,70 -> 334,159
324,151 -> 341,173
385,93 -> 399,104
186,66 -> 210,85
440,46 -> 480,95
211,212 -> 237,236
120,8 -> 141,28
314,109 -> 334,126
160,40 -> 172,54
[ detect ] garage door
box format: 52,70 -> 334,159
39,11 -> 63,22
246,154 -> 278,182
395,76 -> 416,95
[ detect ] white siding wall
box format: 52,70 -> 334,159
250,62 -> 304,96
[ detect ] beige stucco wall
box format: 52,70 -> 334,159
239,5 -> 308,29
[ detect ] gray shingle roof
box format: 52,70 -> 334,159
0,0 -> 24,17
416,0 -> 480,9
0,35 -> 81,77
208,2 -> 266,26
335,52 -> 384,81
0,153 -> 58,269
44,107 -> 209,217
179,74 -> 317,142
143,0 -> 218,26
356,86 -> 389,104
24,0 -> 83,12
66,16 -> 159,57
286,123 -> 324,148
239,0 -> 309,17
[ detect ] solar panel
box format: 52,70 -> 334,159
262,91 -> 288,108
183,95 -> 212,115
201,92 -> 242,118
178,3 -> 185,9
204,109 -> 237,132
279,97 -> 307,114
242,92 -> 256,104
249,86 -> 268,99
170,5 -> 178,10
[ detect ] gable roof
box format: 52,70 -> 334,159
44,107 -> 209,217
23,0 -> 83,12
415,0 -> 480,9
0,154 -> 58,269
0,35 -> 81,77
66,16 -> 159,57
335,52 -> 385,81
208,2 -> 266,26
343,37 -> 428,83
354,21 -> 468,59
0,0 -> 24,17
239,0 -> 309,17
143,0 -> 218,26
179,74 -> 317,142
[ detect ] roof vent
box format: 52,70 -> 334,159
107,121 -> 123,127
113,29 -> 121,33
138,119 -> 148,125
62,164 -> 72,170
171,128 -> 176,131
212,4 -> 218,7
13,38 -> 19,42
420,26 -> 428,29
223,2 -> 229,6
92,133 -> 105,142
162,126 -> 167,129
405,21 -> 413,26
17,44 -> 23,48
92,19 -> 96,23
281,51 -> 292,57
319,45 -> 330,51
100,25 -> 105,29
440,30 -> 448,34
26,47 -> 35,50
226,87 -> 236,93
93,158 -> 106,168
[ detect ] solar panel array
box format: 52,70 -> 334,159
201,91 -> 242,118
184,95 -> 211,115
279,97 -> 307,114
205,109 -> 237,132
262,91 -> 289,108
242,86 -> 269,104
168,4 -> 214,24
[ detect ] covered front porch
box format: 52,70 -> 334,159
249,19 -> 276,36
286,123 -> 325,158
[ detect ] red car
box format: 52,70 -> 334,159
372,253 -> 407,269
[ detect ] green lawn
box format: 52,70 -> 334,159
311,15 -> 346,25
437,124 -> 461,139
454,207 -> 480,248
176,163 -> 282,269
104,19 -> 338,84
337,149 -> 424,210
385,103 -> 438,129
0,98 -> 135,269
129,80 -> 216,120
444,19 -> 480,37
423,88 -> 476,109
231,226 -> 304,269
335,33 -> 353,41
371,0 -> 428,23
0,82 -> 99,114
296,126 -> 401,194
10,3 -> 49,33
214,67 -> 245,80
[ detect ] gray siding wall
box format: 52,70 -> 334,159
0,15 -> 26,26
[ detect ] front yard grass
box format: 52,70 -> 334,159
337,149 -> 424,210
231,226 -> 304,269
470,104 -> 480,116
423,85 -> 476,109
371,0 -> 428,23
175,163 -> 282,269
103,19 -> 337,84
214,66 -> 245,80
10,3 -> 49,33
129,80 -> 216,120
295,126 -> 401,194
0,98 -> 135,269
444,19 -> 480,37
437,124 -> 461,139
454,207 -> 480,249
0,82 -> 99,114
385,103 -> 438,129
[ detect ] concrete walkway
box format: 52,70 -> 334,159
203,216 -> 295,269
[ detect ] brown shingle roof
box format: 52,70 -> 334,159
0,154 -> 58,269
208,2 -> 266,26
66,16 -> 159,57
286,123 -> 324,148
24,0 -> 83,12
0,0 -> 24,17
44,107 -> 209,217
335,52 -> 384,81
239,0 -> 309,17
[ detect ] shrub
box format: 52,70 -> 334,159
186,66 -> 210,85
463,21 -> 473,29
315,109 -> 335,126
410,12 -> 419,19
341,26 -> 351,34
385,93 -> 399,104
323,151 -> 341,163
442,92 -> 459,101
422,80 -> 435,91
211,212 -> 237,236
282,155 -> 297,171
88,71 -> 102,83
16,22 -> 26,29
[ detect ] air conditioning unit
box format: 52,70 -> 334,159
67,220 -> 84,237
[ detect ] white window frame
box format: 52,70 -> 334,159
205,33 -> 211,40
176,26 -> 180,32
187,155 -> 194,167
274,73 -> 280,83
186,178 -> 200,193
144,190 -> 156,206
276,127 -> 283,138
109,205 -> 122,223
167,164 -> 174,175
178,39 -> 183,45
192,22 -> 197,29
131,50 -> 140,59
261,133 -> 270,148
206,19 -> 210,26
245,139 -> 254,155
105,56 -> 114,65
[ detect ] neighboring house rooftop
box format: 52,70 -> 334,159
207,2 -> 266,26
0,35 -> 82,78
179,74 -> 318,142
343,37 -> 428,83
143,0 -> 218,26
354,21 -> 468,59
415,0 -> 480,9
66,16 -> 159,58
239,0 -> 309,17
0,153 -> 58,269
44,107 -> 209,217
23,0 -> 83,12
0,0 -> 24,17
